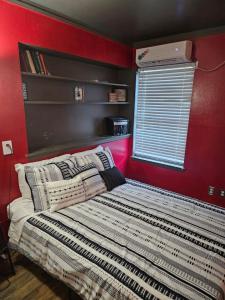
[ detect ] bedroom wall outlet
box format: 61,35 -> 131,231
2,140 -> 13,155
220,189 -> 225,197
208,186 -> 215,196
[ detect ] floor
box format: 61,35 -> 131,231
0,252 -> 82,300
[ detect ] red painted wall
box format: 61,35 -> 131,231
0,0 -> 132,224
127,33 -> 225,207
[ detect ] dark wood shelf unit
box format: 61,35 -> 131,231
19,43 -> 133,155
28,134 -> 131,159
24,101 -> 129,105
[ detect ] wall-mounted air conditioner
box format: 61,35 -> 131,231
136,41 -> 192,67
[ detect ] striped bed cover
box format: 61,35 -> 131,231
11,179 -> 225,300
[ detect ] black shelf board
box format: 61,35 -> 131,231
24,101 -> 129,105
91,102 -> 129,105
21,72 -> 129,87
28,134 -> 131,160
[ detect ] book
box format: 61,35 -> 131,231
30,50 -> 40,74
20,51 -> 30,72
25,50 -> 36,73
35,51 -> 44,74
23,52 -> 31,72
39,53 -> 48,75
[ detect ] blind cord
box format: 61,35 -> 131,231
197,60 -> 225,72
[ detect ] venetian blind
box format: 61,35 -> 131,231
133,63 -> 195,169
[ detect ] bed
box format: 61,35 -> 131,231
8,179 -> 225,300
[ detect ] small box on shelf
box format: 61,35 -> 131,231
108,89 -> 126,103
109,92 -> 117,102
114,89 -> 126,102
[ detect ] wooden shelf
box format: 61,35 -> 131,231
24,101 -> 129,105
28,134 -> 131,159
20,43 -> 132,154
21,72 -> 129,88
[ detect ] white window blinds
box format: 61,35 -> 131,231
133,63 -> 195,169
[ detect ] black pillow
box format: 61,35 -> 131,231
99,167 -> 126,191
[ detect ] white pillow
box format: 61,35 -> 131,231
15,154 -> 70,200
71,145 -> 103,158
76,163 -> 107,199
75,147 -> 114,171
105,146 -> 115,165
25,162 -> 70,212
46,175 -> 85,212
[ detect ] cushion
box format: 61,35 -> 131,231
71,145 -> 103,158
25,159 -> 75,212
46,175 -> 85,212
68,163 -> 107,200
99,167 -> 126,191
15,154 -> 71,200
75,147 -> 114,171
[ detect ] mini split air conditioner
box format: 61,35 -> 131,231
136,41 -> 192,67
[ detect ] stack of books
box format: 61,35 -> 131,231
20,49 -> 49,75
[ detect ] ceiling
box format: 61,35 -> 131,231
16,0 -> 225,44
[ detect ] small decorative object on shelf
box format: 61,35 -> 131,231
114,89 -> 126,102
0,223 -> 15,277
109,92 -> 117,102
106,117 -> 129,136
108,89 -> 126,102
74,86 -> 84,102
22,82 -> 28,100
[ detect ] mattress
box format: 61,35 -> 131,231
9,179 -> 225,300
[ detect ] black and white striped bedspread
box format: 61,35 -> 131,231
15,179 -> 225,300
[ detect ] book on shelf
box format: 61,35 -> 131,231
20,51 -> 31,73
39,53 -> 48,75
25,49 -> 36,74
31,50 -> 41,74
22,49 -> 48,75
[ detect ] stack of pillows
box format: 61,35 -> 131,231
15,146 -> 126,213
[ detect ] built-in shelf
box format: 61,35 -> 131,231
24,100 -> 129,105
20,43 -> 132,154
28,134 -> 131,159
21,72 -> 129,88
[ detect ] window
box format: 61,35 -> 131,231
133,63 -> 195,169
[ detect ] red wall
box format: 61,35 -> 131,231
0,0 -> 132,225
127,33 -> 225,207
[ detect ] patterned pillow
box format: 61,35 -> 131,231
15,154 -> 71,201
74,147 -> 114,171
45,175 -> 85,212
25,158 -> 78,212
68,163 -> 107,200
71,145 -> 103,158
